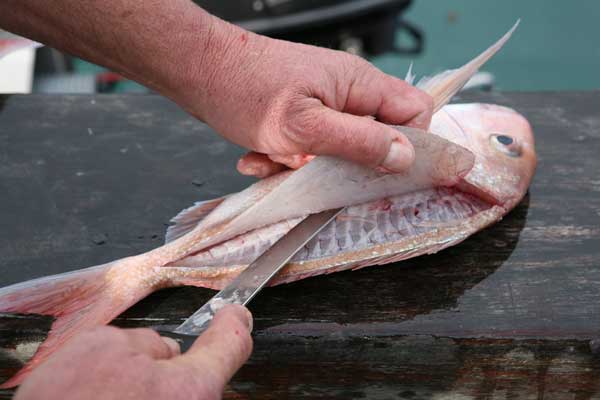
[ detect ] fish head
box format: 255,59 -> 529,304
431,103 -> 537,209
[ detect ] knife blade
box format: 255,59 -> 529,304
157,207 -> 343,351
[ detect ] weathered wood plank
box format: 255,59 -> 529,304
0,91 -> 599,398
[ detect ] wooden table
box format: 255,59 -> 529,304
1,92 -> 599,398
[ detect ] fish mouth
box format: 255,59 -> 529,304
435,144 -> 506,209
454,158 -> 533,211
455,179 -> 504,208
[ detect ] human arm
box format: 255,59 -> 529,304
14,305 -> 253,400
0,0 -> 432,175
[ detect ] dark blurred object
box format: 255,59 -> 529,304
197,0 -> 422,56
96,71 -> 126,92
33,46 -> 72,75
31,0 -> 422,93
33,46 -> 94,93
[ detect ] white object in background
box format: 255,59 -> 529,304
0,46 -> 36,93
0,31 -> 40,94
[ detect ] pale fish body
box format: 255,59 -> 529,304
165,102 -> 536,289
0,22 -> 534,387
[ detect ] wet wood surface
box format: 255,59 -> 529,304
1,91 -> 599,398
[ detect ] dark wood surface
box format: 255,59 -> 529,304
1,92 -> 599,398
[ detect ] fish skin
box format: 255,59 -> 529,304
0,22 -> 532,388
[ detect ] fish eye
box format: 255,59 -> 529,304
490,133 -> 521,157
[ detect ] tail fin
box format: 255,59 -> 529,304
0,262 -> 150,388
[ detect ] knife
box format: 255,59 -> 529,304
157,207 -> 343,351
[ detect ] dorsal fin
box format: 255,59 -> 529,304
417,20 -> 519,112
405,62 -> 415,85
165,195 -> 228,243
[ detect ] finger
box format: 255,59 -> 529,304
375,78 -> 434,130
268,154 -> 315,169
342,70 -> 433,130
237,151 -> 288,178
171,305 -> 253,386
237,153 -> 314,176
120,328 -> 181,359
284,101 -> 415,172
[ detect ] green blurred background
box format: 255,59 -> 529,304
373,0 -> 600,90
73,0 -> 600,92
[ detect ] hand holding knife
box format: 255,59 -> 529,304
157,207 -> 343,351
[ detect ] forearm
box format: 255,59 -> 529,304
0,0 -> 239,117
1,0 -> 433,173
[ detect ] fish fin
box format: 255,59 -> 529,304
405,62 -> 416,85
0,263 -> 150,388
418,20 -> 520,112
165,196 -> 228,243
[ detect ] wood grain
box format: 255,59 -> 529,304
0,91 -> 599,398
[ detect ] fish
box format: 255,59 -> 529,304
0,21 -> 536,388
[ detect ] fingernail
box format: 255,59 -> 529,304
381,141 -> 415,172
161,336 -> 181,356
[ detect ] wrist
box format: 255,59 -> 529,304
117,4 -> 241,122
164,12 -> 269,124
159,11 -> 241,120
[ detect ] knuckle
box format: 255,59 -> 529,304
280,98 -> 323,152
136,327 -> 163,342
81,325 -> 123,345
68,326 -> 131,360
351,60 -> 383,92
352,58 -> 376,79
223,311 -> 249,333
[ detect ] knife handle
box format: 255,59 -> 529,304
155,330 -> 199,353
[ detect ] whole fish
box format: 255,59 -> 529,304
0,22 -> 536,388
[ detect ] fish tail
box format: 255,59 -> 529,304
0,261 -> 153,388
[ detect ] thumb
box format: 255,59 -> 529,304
285,103 -> 415,172
170,305 -> 253,390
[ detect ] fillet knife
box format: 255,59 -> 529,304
157,207 -> 343,351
